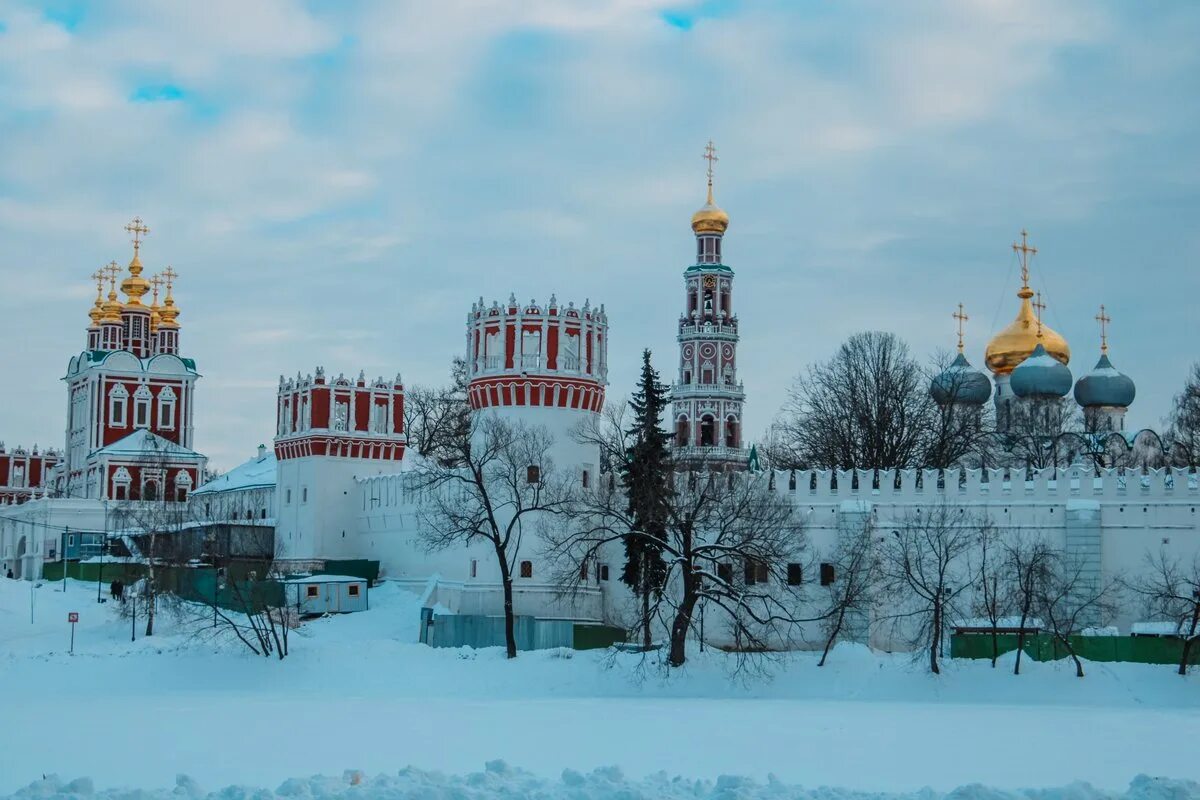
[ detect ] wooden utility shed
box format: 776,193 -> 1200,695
284,575 -> 368,615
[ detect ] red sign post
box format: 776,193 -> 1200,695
68,611 -> 78,654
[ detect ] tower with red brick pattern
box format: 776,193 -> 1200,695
274,367 -> 406,562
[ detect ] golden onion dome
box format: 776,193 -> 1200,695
88,277 -> 105,326
691,183 -> 729,235
121,252 -> 152,310
984,288 -> 1070,375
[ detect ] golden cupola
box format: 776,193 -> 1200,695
984,231 -> 1070,376
691,140 -> 729,236
101,261 -> 123,323
158,266 -> 180,329
120,217 -> 152,309
88,269 -> 106,327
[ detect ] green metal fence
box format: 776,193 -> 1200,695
951,632 -> 1196,666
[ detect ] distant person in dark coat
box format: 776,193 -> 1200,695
5,569 -> 12,579
113,580 -> 125,601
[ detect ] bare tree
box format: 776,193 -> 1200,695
1003,534 -> 1055,675
817,515 -> 880,666
880,503 -> 980,674
176,527 -> 295,659
774,332 -> 935,471
970,522 -> 1010,668
549,470 -> 811,670
1167,363 -> 1200,468
1127,549 -> 1200,675
403,357 -> 471,466
1033,554 -> 1121,678
413,414 -> 577,659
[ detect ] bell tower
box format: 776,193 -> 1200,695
671,142 -> 747,470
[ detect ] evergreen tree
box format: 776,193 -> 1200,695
620,350 -> 673,649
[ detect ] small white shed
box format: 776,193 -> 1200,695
284,575 -> 369,615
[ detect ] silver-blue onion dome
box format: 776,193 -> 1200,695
1010,342 -> 1073,398
931,352 -> 992,405
1073,353 -> 1136,408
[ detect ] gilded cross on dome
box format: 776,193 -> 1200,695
702,140 -> 718,185
162,265 -> 178,289
1012,228 -> 1037,292
124,217 -> 150,254
104,261 -> 120,290
952,303 -> 969,354
1096,304 -> 1111,354
1033,291 -> 1047,338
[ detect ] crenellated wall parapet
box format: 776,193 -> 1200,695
763,465 -> 1199,504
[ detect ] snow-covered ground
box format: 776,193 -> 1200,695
2,577 -> 1197,798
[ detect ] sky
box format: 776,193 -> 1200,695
0,0 -> 1198,471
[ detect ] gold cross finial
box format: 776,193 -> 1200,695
702,140 -> 720,204
1096,304 -> 1111,354
1012,228 -> 1037,290
161,265 -> 177,289
91,269 -> 105,293
952,303 -> 969,354
1032,291 -> 1046,339
104,260 -> 121,292
150,273 -> 163,303
124,216 -> 150,254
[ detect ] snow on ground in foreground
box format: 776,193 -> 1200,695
1,578 -> 1198,797
9,765 -> 1200,800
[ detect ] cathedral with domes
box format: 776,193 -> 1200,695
0,151 -> 1195,652
932,230 -> 1138,452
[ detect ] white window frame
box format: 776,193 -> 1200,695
109,385 -> 129,428
133,385 -> 152,429
157,386 -> 177,430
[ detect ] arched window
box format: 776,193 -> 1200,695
581,470 -> 590,489
676,417 -> 690,447
142,480 -> 159,501
519,560 -> 533,578
699,416 -> 716,447
724,416 -> 738,448
133,385 -> 152,428
526,465 -> 541,485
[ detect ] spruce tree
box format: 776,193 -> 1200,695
620,349 -> 673,649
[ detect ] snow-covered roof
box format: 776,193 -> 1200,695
194,450 -> 277,495
282,574 -> 367,584
96,429 -> 204,461
1132,621 -> 1188,636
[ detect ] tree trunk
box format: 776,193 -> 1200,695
818,606 -> 847,667
1059,635 -> 1085,678
499,560 -> 517,659
1013,602 -> 1031,675
1179,607 -> 1200,676
668,560 -> 698,668
930,599 -> 941,675
641,573 -> 652,651
989,624 -> 999,668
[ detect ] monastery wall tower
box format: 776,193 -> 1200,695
671,142 -> 747,470
465,294 -> 607,483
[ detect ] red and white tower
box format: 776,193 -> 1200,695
465,294 -> 607,480
62,218 -> 205,500
672,142 -> 747,469
274,367 -> 405,562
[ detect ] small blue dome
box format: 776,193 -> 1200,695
931,352 -> 992,405
1010,343 -> 1073,399
1074,353 -> 1135,408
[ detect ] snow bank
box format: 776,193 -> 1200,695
8,766 -> 1198,800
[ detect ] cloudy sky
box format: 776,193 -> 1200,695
1,0 -> 1198,471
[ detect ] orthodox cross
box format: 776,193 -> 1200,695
703,140 -> 718,186
1012,228 -> 1037,288
150,274 -> 163,305
1095,304 -> 1111,354
104,260 -> 121,292
124,217 -> 150,254
952,303 -> 968,353
1033,291 -> 1046,338
161,265 -> 177,294
91,269 -> 106,297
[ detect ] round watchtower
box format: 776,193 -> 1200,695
465,294 -> 608,480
